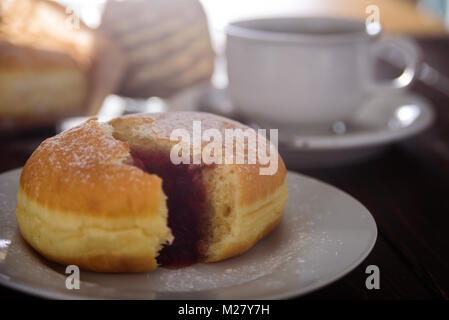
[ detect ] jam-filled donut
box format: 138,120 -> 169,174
16,112 -> 288,272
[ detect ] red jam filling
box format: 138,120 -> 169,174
130,149 -> 207,268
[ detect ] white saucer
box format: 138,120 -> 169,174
277,92 -> 434,169
169,86 -> 434,169
0,169 -> 376,299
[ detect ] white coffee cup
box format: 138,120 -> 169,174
226,17 -> 420,128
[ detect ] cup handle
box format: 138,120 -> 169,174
367,36 -> 421,93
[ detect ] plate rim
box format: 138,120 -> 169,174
247,171 -> 378,299
0,169 -> 377,300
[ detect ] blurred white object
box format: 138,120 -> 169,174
99,0 -> 215,98
226,17 -> 420,129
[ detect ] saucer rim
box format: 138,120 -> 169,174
280,93 -> 434,151
168,86 -> 434,152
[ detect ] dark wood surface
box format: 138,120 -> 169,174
1,37 -> 449,300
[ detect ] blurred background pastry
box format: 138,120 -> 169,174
100,0 -> 215,99
0,41 -> 87,121
0,0 -> 125,131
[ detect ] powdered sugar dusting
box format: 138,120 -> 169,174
0,169 -> 375,299
21,119 -> 133,192
116,112 -> 276,170
120,174 -> 347,293
148,112 -> 245,140
40,119 -> 128,170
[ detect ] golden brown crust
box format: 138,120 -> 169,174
16,119 -> 173,272
0,0 -> 112,130
108,112 -> 287,207
205,182 -> 288,262
17,112 -> 288,272
234,157 -> 286,205
20,119 -> 164,217
0,0 -> 94,70
0,41 -> 81,71
108,112 -> 288,264
210,215 -> 284,263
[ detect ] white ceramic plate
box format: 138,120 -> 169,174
0,169 -> 376,299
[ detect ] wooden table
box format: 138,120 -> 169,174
303,36 -> 449,300
1,36 -> 448,300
